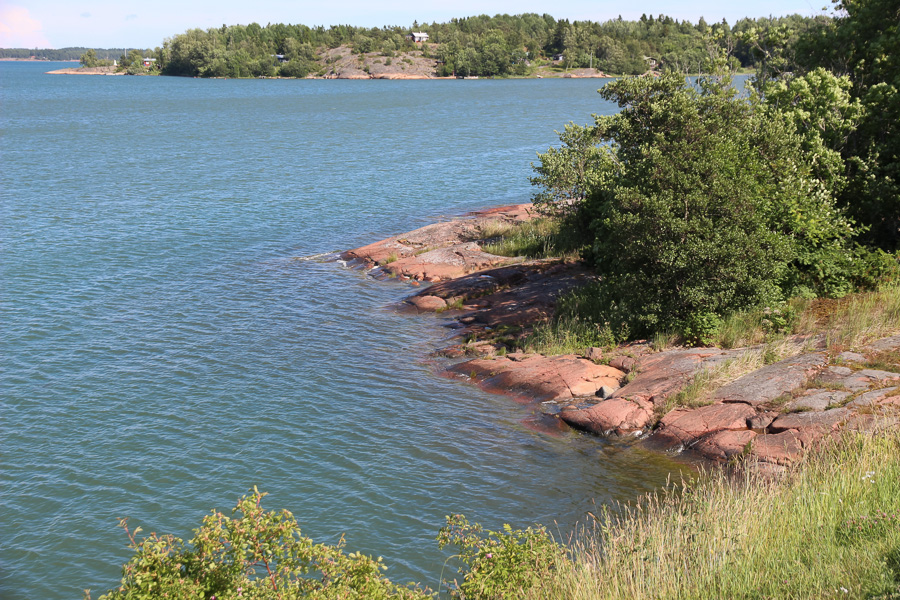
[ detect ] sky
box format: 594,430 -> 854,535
0,0 -> 831,49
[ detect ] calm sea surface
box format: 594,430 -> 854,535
1,62 -> 690,598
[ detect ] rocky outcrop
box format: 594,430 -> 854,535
560,348 -> 747,436
447,354 -> 626,403
341,205 -> 900,470
341,204 -> 534,282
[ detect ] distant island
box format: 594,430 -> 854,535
16,12 -> 824,79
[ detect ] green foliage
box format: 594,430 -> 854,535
748,0 -> 900,250
142,13 -> 827,79
80,49 -> 99,68
436,514 -> 567,599
532,71 -> 857,340
90,488 -> 431,600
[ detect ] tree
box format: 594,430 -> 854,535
80,48 -> 99,67
532,73 -> 855,339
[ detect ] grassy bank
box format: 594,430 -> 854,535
539,429 -> 900,599
520,282 -> 900,357
438,430 -> 900,599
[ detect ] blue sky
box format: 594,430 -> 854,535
1,0 -> 832,49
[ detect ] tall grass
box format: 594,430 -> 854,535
713,284 -> 900,350
532,429 -> 900,599
522,316 -> 617,355
480,218 -> 583,260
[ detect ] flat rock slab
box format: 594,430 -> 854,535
560,398 -> 655,436
770,407 -> 851,434
840,369 -> 900,391
341,203 -> 534,271
615,348 -> 746,406
867,334 -> 900,352
784,389 -> 851,412
383,242 -> 518,281
649,403 -> 758,449
847,386 -> 900,409
712,353 -> 827,406
447,354 -> 626,402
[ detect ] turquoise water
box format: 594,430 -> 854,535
1,62 -> 688,598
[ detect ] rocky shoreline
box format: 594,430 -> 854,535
342,204 -> 900,471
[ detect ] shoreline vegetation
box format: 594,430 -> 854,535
90,1 -> 900,597
30,11 -> 815,79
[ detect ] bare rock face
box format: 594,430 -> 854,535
649,403 -> 758,450
341,203 -> 535,279
847,386 -> 900,409
769,407 -> 851,434
558,348 -> 744,436
382,243 -> 518,281
784,389 -> 851,412
751,429 -> 820,465
447,354 -> 626,402
711,353 -> 828,406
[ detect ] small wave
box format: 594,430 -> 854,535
292,251 -> 341,262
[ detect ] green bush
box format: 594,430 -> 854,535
436,515 -> 568,599
89,488 -> 431,600
533,72 -> 856,340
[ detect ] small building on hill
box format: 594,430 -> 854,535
406,32 -> 429,43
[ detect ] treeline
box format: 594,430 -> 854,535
0,47 -> 134,61
137,12 -> 824,78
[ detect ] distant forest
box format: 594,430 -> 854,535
154,13 -> 825,78
0,47 -> 143,61
1,12 -> 826,78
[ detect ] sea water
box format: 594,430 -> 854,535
1,62 -> 689,598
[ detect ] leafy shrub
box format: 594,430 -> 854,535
90,488 -> 431,600
436,514 -> 568,599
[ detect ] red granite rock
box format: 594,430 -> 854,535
769,407 -> 851,434
751,429 -> 820,465
692,430 -> 757,461
448,354 -> 626,402
560,398 -> 655,436
649,403 -> 758,449
407,295 -> 447,312
382,243 -> 518,281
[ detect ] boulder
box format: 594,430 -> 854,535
692,430 -> 757,461
560,397 -> 655,436
649,403 -> 757,449
407,295 -> 447,312
448,354 -> 626,402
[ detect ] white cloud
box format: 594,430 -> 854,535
0,5 -> 51,48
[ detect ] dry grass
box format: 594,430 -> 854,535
525,429 -> 900,600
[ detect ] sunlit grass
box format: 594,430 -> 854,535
524,430 -> 900,599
